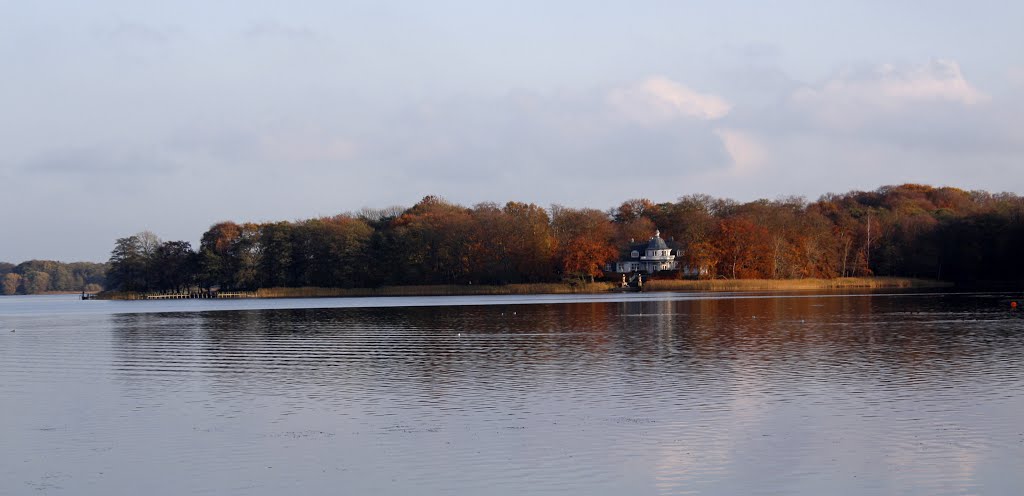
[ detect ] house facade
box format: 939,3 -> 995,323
607,230 -> 703,276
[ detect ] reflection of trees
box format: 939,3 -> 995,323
108,294 -> 1024,405
104,294 -> 1024,494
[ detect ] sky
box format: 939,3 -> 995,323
2,0 -> 1023,262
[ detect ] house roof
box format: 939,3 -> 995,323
620,230 -> 681,259
646,230 -> 669,251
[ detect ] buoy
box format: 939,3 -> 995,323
1012,301 -> 1018,309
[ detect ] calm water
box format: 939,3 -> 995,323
2,291 -> 1024,495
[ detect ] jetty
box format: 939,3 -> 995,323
86,290 -> 259,300
142,291 -> 257,300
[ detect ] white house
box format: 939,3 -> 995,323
608,230 -> 703,276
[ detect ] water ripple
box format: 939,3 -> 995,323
2,292 -> 1024,494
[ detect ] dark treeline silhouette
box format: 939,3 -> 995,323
102,184 -> 1024,293
0,260 -> 107,295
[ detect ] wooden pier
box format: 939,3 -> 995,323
143,291 -> 257,300
82,290 -> 260,301
212,292 -> 258,299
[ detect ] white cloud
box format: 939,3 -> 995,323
690,59 -> 1024,199
714,128 -> 766,176
7,59 -> 1024,262
790,60 -> 989,129
608,77 -> 732,124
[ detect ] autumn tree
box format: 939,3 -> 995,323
715,216 -> 771,279
502,202 -> 556,282
198,222 -> 241,289
551,206 -> 618,283
92,182 -> 1024,291
611,199 -> 657,248
388,196 -> 475,284
294,216 -> 373,288
646,194 -> 718,271
22,271 -> 51,294
465,202 -> 557,284
2,273 -> 21,295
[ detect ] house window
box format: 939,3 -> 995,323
631,250 -> 639,258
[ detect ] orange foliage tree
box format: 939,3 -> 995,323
390,196 -> 475,284
551,206 -> 619,283
715,217 -> 771,279
99,182 -> 1024,291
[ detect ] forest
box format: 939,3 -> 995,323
0,260 -> 107,295
101,184 -> 1024,293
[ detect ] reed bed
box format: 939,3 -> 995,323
255,282 -> 617,299
641,277 -> 950,292
95,277 -> 947,300
95,291 -> 144,300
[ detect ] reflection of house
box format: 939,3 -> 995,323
607,230 -> 702,276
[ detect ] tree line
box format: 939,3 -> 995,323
0,260 -> 107,295
102,184 -> 1024,293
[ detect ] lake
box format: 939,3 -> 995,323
2,291 -> 1023,495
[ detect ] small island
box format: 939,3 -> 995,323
83,183 -> 1018,300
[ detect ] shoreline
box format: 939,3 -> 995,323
94,277 -> 951,300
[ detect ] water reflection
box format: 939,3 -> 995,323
4,293 -> 1024,495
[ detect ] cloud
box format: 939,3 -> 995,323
1009,66 -> 1024,87
795,59 -> 988,106
21,148 -> 178,177
95,22 -> 181,43
690,59 -> 1024,199
721,59 -> 1023,158
244,22 -> 320,41
608,77 -> 732,124
726,41 -> 783,62
714,128 -> 766,176
361,81 -> 733,192
164,125 -> 357,168
790,60 -> 989,129
259,131 -> 357,163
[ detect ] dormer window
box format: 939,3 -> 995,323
630,250 -> 639,258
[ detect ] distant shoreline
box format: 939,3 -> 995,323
93,277 -> 950,300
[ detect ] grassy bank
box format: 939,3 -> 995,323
255,277 -> 947,298
641,277 -> 950,292
94,277 -> 949,300
254,282 -> 617,298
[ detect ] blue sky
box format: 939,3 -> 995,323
2,1 -> 1023,262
